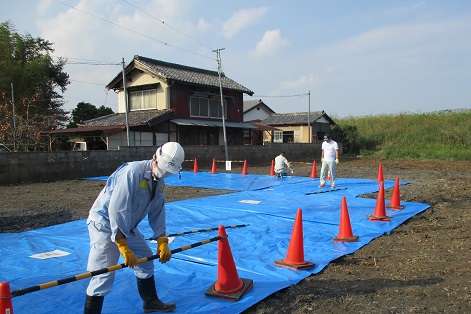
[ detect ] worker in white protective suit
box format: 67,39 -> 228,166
319,133 -> 339,188
274,151 -> 293,178
84,142 -> 185,314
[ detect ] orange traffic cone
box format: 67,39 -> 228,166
333,197 -> 359,242
242,160 -> 248,175
310,160 -> 317,178
376,162 -> 384,182
193,158 -> 199,172
269,160 -> 275,176
326,170 -> 331,181
369,181 -> 391,221
0,282 -> 14,314
275,209 -> 315,270
387,178 -> 404,210
210,158 -> 217,174
205,225 -> 253,301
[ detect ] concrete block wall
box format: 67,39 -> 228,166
0,143 -> 330,185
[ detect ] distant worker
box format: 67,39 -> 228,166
83,142 -> 185,314
319,133 -> 339,188
274,151 -> 293,178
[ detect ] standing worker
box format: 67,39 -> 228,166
274,151 -> 293,178
84,142 -> 185,314
319,134 -> 339,188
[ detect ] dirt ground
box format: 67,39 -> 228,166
1,158 -> 470,313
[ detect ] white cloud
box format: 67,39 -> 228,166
37,0 -> 203,59
37,0 -> 114,59
279,74 -> 320,92
307,17 -> 471,83
251,29 -> 289,57
383,1 -> 427,15
197,18 -> 211,32
221,7 -> 269,39
36,0 -> 53,15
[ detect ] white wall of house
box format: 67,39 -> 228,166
117,72 -> 169,113
243,107 -> 272,122
128,71 -> 158,87
117,92 -> 126,113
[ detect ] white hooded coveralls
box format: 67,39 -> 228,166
86,160 -> 166,296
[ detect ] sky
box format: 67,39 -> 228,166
2,0 -> 470,118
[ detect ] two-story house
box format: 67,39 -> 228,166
242,99 -> 278,145
43,55 -> 255,150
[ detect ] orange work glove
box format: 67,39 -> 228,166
116,239 -> 138,268
157,237 -> 171,263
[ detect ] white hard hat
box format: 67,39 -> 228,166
156,142 -> 185,174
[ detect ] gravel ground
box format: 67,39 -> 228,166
1,157 -> 470,313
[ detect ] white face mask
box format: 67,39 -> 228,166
152,161 -> 171,179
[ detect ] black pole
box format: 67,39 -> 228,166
149,224 -> 249,239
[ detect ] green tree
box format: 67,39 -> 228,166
331,124 -> 359,154
67,102 -> 114,128
0,20 -> 69,151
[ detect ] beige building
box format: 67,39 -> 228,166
262,111 -> 335,144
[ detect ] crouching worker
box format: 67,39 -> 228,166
84,142 -> 185,314
274,151 -> 293,178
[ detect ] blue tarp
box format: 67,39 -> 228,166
0,172 -> 429,313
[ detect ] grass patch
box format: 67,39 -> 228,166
334,109 -> 471,161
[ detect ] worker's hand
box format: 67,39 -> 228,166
335,159 -> 339,165
157,237 -> 171,263
321,158 -> 324,163
116,239 -> 138,268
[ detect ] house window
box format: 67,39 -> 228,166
274,130 -> 294,143
191,96 -> 226,118
274,131 -> 283,143
130,89 -> 157,110
283,131 -> 294,143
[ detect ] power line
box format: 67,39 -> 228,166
69,79 -> 107,86
121,0 -> 214,52
250,93 -> 310,98
66,61 -> 119,66
53,0 -> 214,61
51,56 -> 120,66
62,94 -> 117,108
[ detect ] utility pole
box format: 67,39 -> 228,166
11,83 -> 17,151
214,48 -> 229,163
308,90 -> 311,143
122,58 -> 130,146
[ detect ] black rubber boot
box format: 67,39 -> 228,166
136,276 -> 176,313
83,295 -> 104,314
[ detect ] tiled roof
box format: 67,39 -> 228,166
243,99 -> 262,112
133,55 -> 254,95
262,111 -> 331,125
243,99 -> 276,114
79,109 -> 174,127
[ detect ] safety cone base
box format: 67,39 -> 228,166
205,278 -> 253,301
0,281 -> 14,314
387,204 -> 404,210
274,259 -> 315,270
333,235 -> 359,242
368,214 -> 391,222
